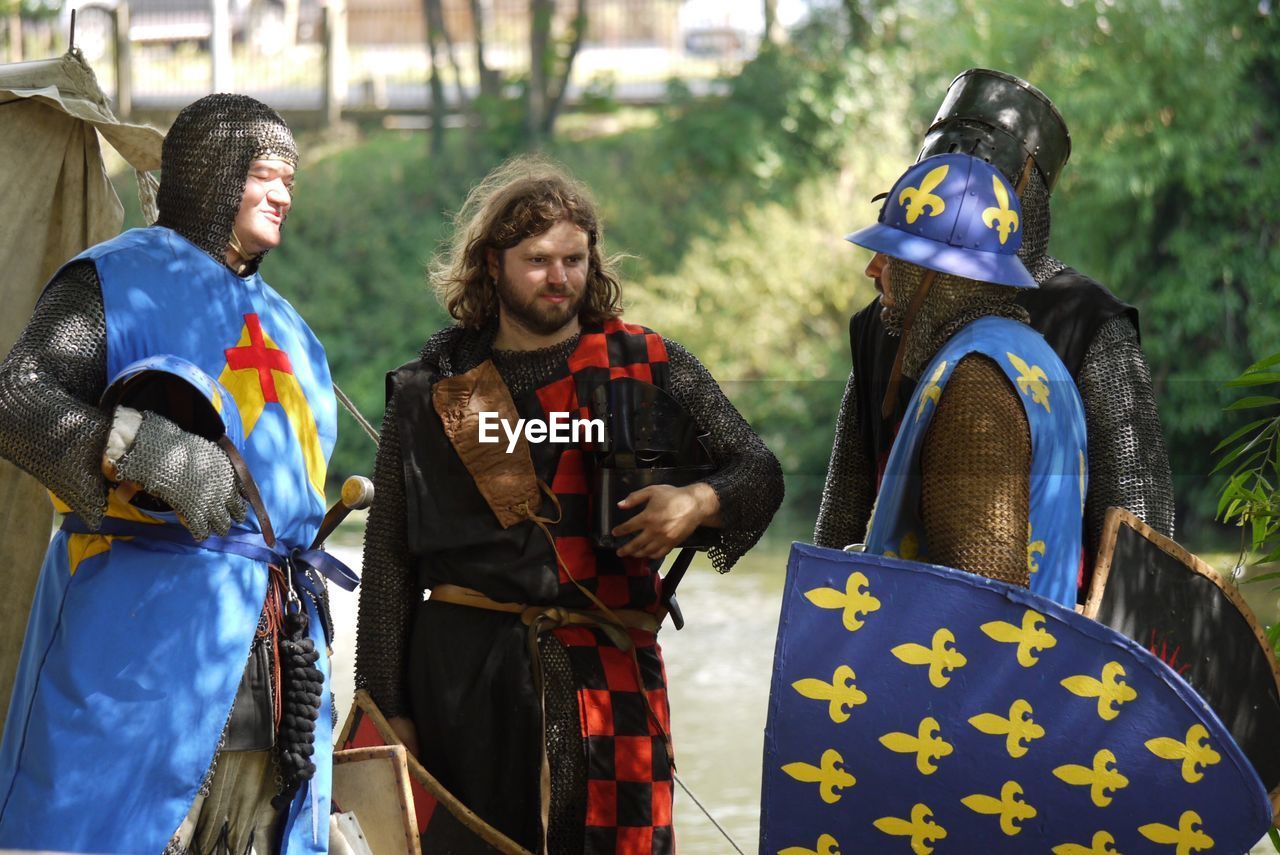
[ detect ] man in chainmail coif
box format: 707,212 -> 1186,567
355,155 -> 784,854
846,153 -> 1088,608
815,69 -> 1173,596
0,94 -> 340,854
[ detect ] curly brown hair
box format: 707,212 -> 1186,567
432,154 -> 624,329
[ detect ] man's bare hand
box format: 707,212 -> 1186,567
612,482 -> 721,559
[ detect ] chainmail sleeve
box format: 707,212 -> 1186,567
1077,315 -> 1175,553
664,340 -> 784,572
354,387 -> 419,718
0,261 -> 111,525
813,369 -> 875,549
921,355 -> 1031,587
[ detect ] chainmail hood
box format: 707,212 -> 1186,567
1017,168 -> 1066,283
882,260 -> 1029,378
155,94 -> 297,275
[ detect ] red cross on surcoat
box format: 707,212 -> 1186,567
225,313 -> 293,403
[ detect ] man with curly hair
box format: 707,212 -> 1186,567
355,155 -> 783,854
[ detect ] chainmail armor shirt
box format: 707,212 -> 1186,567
0,261 -> 111,525
921,355 -> 1031,586
1078,314 -> 1174,551
355,323 -> 785,716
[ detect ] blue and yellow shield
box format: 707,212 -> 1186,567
760,544 -> 1272,854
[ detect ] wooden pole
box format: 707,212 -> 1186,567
323,0 -> 347,128
114,1 -> 132,119
210,0 -> 232,92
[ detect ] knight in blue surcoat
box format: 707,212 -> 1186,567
0,94 -> 338,853
844,153 -> 1087,606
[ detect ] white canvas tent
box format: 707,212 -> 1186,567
0,50 -> 162,736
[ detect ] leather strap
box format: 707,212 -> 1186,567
429,583 -> 661,636
429,582 -> 669,855
881,269 -> 938,421
218,434 -> 276,548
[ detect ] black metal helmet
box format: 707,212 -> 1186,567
918,69 -> 1071,194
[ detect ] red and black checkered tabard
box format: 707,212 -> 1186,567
555,624 -> 674,855
525,319 -> 671,612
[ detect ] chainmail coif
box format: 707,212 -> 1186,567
881,260 -> 1030,380
155,94 -> 297,274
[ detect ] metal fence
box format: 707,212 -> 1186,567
3,0 -> 768,121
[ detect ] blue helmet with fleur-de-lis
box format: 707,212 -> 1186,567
846,153 -> 1036,288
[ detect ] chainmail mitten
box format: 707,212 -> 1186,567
354,389 -> 418,718
665,341 -> 785,572
155,94 -> 297,274
0,261 -> 111,525
112,410 -> 246,540
921,355 -> 1031,586
814,369 -> 875,549
1078,315 -> 1175,552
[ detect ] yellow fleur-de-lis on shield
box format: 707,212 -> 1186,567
778,833 -> 840,855
1053,748 -> 1130,807
880,716 -> 954,775
1006,352 -> 1051,411
969,698 -> 1045,758
792,664 -> 867,724
1145,723 -> 1222,783
804,571 -> 881,632
1052,830 -> 1121,855
981,174 -> 1020,244
981,609 -> 1057,667
874,803 -> 947,854
782,748 -> 856,805
892,627 -> 967,687
1062,661 -> 1137,720
1138,810 -> 1215,854
916,360 -> 948,422
961,780 -> 1036,836
898,165 -> 949,223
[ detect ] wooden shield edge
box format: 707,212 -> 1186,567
1084,506 -> 1280,815
333,744 -> 420,854
336,690 -> 534,855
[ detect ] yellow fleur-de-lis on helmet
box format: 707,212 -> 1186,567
981,174 -> 1020,244
898,165 -> 949,224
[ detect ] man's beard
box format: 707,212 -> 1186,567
495,271 -> 585,337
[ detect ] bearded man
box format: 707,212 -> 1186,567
0,95 -> 338,854
847,152 -> 1087,605
815,69 -> 1172,588
355,155 -> 783,854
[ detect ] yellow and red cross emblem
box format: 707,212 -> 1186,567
218,312 -> 326,499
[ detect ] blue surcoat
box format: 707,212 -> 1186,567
0,227 -> 337,853
865,316 -> 1087,606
